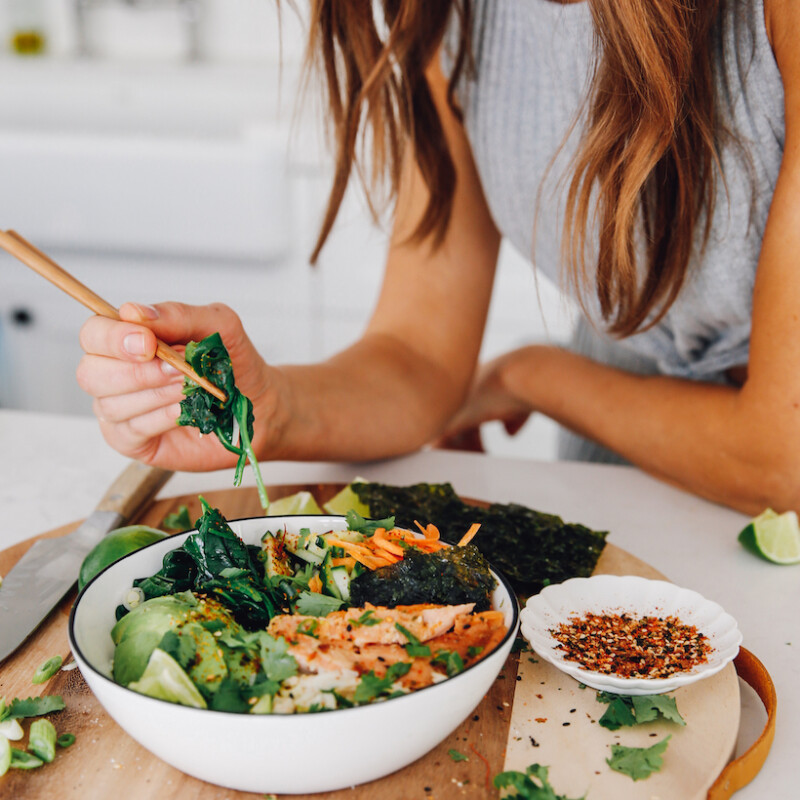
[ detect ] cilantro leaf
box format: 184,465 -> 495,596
293,591 -> 345,617
494,762 -> 584,799
448,749 -> 469,762
432,649 -> 465,677
606,735 -> 671,781
395,622 -> 431,657
7,696 -> 65,719
596,692 -> 685,730
158,630 -> 197,670
631,695 -> 686,726
258,634 -> 298,683
354,663 -> 411,704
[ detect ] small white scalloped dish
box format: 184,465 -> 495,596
520,575 -> 741,695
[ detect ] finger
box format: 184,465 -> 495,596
79,314 -> 159,362
119,301 -> 246,353
93,382 -> 186,425
98,402 -> 184,460
77,353 -> 184,398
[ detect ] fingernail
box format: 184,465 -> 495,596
136,304 -> 159,320
123,332 -> 147,356
161,360 -> 180,376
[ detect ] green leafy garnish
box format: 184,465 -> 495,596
432,649 -> 465,677
494,763 -> 584,799
352,609 -> 382,627
32,656 -> 63,685
345,510 -> 395,536
162,504 -> 192,532
6,696 -> 65,720
293,591 -> 345,617
178,333 -> 269,511
354,663 -> 411,704
596,692 -> 685,730
606,736 -> 671,781
448,749 -> 469,762
395,623 -> 431,657
259,633 -> 299,683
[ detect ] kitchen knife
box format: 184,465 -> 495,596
0,460 -> 173,663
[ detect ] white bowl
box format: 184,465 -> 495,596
520,575 -> 741,695
69,515 -> 519,794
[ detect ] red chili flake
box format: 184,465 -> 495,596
548,611 -> 712,679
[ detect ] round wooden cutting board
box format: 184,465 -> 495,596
0,484 -> 739,800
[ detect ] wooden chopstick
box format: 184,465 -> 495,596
0,229 -> 227,404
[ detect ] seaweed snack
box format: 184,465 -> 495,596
351,482 -> 608,596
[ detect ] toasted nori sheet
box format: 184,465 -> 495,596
349,544 -> 495,611
352,482 -> 608,597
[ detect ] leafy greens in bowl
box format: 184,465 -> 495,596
69,510 -> 519,794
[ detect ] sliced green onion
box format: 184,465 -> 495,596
0,735 -> 10,777
32,655 -> 63,685
57,733 -> 76,748
0,698 -> 7,722
0,719 -> 23,741
122,587 -> 145,611
10,748 -> 43,769
28,719 -> 56,763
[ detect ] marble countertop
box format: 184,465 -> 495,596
1,408 -> 794,797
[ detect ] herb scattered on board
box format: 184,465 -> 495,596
494,762 -> 585,799
351,482 -> 608,596
448,748 -> 469,762
0,695 -> 72,777
596,691 -> 685,731
177,333 -> 269,511
606,735 -> 671,781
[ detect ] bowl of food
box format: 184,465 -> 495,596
69,505 -> 519,794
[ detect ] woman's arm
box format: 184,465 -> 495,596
441,0 -> 800,516
77,58 -> 501,468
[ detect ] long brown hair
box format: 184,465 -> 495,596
306,0 -> 726,337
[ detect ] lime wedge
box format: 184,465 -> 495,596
266,491 -> 323,516
79,525 -> 167,590
738,508 -> 800,564
323,479 -> 371,517
128,648 -> 207,708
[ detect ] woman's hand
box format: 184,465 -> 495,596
77,301 -> 277,471
435,353 -> 533,452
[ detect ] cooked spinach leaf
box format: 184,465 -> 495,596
133,497 -> 283,629
352,482 -> 608,596
177,333 -> 269,511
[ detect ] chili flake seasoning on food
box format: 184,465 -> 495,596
548,611 -> 712,679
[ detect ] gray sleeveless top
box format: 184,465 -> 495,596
444,0 -> 784,383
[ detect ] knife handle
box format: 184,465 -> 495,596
94,462 -> 174,521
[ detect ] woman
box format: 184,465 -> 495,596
77,0 -> 800,515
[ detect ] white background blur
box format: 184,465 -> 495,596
0,0 -> 577,459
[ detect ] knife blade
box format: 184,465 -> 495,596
0,461 -> 173,663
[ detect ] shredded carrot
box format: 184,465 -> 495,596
331,556 -> 356,570
469,743 -> 492,791
308,574 -> 323,594
457,523 -> 481,547
372,528 -> 406,557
